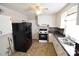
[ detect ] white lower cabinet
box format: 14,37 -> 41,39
49,33 -> 68,56
0,34 -> 14,56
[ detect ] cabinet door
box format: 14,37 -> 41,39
7,34 -> 14,55
51,34 -> 68,56
48,33 -> 55,43
0,35 -> 9,56
0,34 -> 14,56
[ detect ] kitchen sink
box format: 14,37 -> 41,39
58,37 -> 75,46
58,36 -> 75,56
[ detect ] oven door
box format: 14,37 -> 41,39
39,34 -> 48,40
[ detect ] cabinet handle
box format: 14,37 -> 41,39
8,37 -> 13,55
8,37 -> 12,42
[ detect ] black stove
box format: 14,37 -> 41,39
39,29 -> 48,41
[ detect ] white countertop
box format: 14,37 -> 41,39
58,37 -> 75,56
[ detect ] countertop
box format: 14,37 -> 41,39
50,32 -> 75,56
57,37 -> 75,56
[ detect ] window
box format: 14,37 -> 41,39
65,12 -> 77,36
60,5 -> 77,29
60,5 -> 78,37
60,11 -> 67,28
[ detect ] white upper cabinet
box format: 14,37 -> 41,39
0,15 -> 12,36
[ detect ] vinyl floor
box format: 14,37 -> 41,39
13,39 -> 57,56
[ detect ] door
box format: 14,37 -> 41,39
39,34 -> 48,40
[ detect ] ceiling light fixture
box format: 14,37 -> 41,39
25,3 -> 48,15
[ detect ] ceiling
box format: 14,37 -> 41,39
0,3 -> 67,15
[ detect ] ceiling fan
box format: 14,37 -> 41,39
25,4 -> 48,15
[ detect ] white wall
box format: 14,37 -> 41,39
56,3 -> 79,43
38,14 -> 56,27
55,4 -> 77,28
0,5 -> 57,40
55,14 -> 61,27
0,5 -> 38,39
0,5 -> 28,22
0,15 -> 12,35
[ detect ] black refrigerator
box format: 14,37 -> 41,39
12,22 -> 32,52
